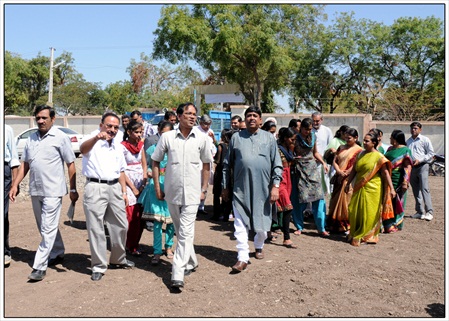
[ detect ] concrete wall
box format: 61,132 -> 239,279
4,114 -> 445,155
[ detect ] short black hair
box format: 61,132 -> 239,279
231,115 -> 242,122
130,110 -> 142,118
164,111 -> 177,120
176,102 -> 197,116
158,120 -> 174,132
33,105 -> 55,118
410,121 -> 422,129
121,114 -> 130,120
244,106 -> 262,118
101,112 -> 120,123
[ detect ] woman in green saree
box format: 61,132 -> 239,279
345,132 -> 396,246
383,130 -> 413,233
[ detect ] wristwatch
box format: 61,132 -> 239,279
70,189 -> 77,193
274,184 -> 280,188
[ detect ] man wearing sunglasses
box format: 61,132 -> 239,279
9,105 -> 79,282
80,112 -> 134,281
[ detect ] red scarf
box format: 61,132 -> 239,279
121,140 -> 144,155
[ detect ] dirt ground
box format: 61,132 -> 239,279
3,158 -> 446,318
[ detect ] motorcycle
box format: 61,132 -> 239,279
429,154 -> 445,177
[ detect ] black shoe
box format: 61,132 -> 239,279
91,272 -> 103,281
28,269 -> 46,281
48,255 -> 64,266
111,259 -> 135,269
197,209 -> 208,215
171,280 -> 184,288
184,266 -> 198,276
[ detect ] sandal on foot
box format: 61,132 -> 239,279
151,254 -> 161,266
385,226 -> 398,234
283,242 -> 298,249
166,249 -> 174,259
320,231 -> 330,237
293,230 -> 302,236
131,250 -> 142,257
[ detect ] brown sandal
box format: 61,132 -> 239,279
283,241 -> 297,249
151,254 -> 161,266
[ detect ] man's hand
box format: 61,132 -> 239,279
69,191 -> 79,203
270,186 -> 280,204
221,189 -> 229,202
9,185 -> 19,202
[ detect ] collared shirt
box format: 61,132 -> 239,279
81,134 -> 127,180
151,126 -> 213,205
406,134 -> 435,164
196,125 -> 217,156
23,125 -> 75,197
312,125 -> 333,156
5,125 -> 20,168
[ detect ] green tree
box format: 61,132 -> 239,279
53,78 -> 106,115
152,4 -> 325,112
103,81 -> 137,115
4,51 -> 30,114
127,53 -> 202,110
380,16 -> 444,120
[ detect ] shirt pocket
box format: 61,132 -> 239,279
168,148 -> 180,165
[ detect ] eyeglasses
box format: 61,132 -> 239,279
104,123 -> 120,130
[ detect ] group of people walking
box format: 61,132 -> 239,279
5,104 -> 436,292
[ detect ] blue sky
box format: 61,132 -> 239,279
3,2 -> 446,111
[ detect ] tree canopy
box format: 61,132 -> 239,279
4,5 -> 444,121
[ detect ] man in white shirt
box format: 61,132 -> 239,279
406,121 -> 435,221
80,112 -> 134,281
196,114 -> 217,215
151,103 -> 213,290
5,125 -> 21,266
311,112 -> 333,195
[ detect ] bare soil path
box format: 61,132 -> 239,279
3,158 -> 445,318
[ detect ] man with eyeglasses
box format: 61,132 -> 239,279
80,112 -> 134,281
151,102 -> 213,290
9,105 -> 79,281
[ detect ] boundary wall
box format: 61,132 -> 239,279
4,114 -> 445,155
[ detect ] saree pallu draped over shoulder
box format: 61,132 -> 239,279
348,151 -> 393,245
327,144 -> 363,232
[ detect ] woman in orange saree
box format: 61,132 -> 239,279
327,128 -> 363,233
345,132 -> 396,246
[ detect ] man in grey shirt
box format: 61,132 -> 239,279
222,106 -> 283,273
151,102 -> 213,290
9,105 -> 79,281
406,121 -> 435,221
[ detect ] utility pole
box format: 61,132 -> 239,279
47,47 -> 65,107
47,47 -> 55,107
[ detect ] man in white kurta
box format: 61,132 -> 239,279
222,106 -> 283,273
